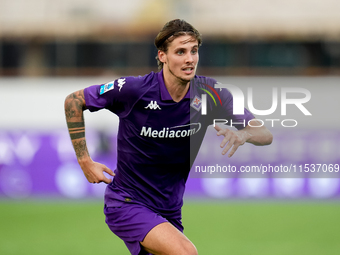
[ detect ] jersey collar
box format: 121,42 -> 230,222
158,69 -> 191,101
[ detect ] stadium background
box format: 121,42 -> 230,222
1,0 -> 340,254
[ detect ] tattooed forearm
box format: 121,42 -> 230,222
73,139 -> 89,159
64,90 -> 87,120
70,132 -> 85,140
67,122 -> 85,129
67,122 -> 85,140
65,89 -> 90,160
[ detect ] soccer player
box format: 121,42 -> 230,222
64,19 -> 273,255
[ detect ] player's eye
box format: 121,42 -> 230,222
191,49 -> 198,54
177,50 -> 184,55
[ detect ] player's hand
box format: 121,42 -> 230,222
214,125 -> 248,158
79,159 -> 115,184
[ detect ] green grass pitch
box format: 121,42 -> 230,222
0,200 -> 339,255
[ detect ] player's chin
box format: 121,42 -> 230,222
180,76 -> 193,83
182,73 -> 196,82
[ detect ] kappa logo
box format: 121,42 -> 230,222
145,101 -> 161,110
118,78 -> 126,92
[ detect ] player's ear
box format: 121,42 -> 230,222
158,50 -> 167,64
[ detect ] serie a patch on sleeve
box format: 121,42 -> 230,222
100,81 -> 115,95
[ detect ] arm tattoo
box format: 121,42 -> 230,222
65,91 -> 86,120
67,122 -> 85,129
68,122 -> 87,158
67,121 -> 85,140
67,120 -> 87,158
70,132 -> 85,140
73,139 -> 89,159
65,90 -> 89,159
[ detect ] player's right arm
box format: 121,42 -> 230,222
64,89 -> 114,184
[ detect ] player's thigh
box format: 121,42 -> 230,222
140,222 -> 198,255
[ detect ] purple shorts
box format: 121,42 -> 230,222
104,200 -> 183,255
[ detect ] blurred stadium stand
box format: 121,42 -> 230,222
0,0 -> 340,76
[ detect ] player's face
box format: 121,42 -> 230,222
159,35 -> 199,84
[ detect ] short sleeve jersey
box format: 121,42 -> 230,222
84,70 -> 254,214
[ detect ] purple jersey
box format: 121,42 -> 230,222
84,70 -> 253,214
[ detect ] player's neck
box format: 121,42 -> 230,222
162,69 -> 190,103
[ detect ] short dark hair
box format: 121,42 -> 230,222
154,19 -> 202,71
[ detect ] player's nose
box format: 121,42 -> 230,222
185,52 -> 194,64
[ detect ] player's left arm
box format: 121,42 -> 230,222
215,119 -> 273,158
